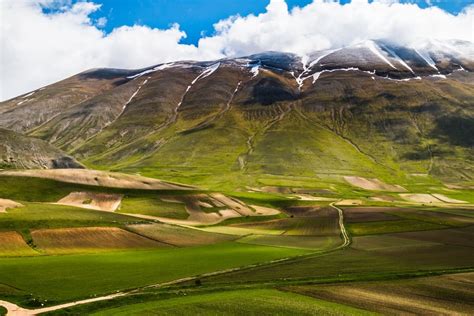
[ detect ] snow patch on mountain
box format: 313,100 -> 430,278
380,44 -> 415,74
309,49 -> 341,67
127,63 -> 175,79
250,63 -> 260,78
364,40 -> 397,69
122,77 -> 149,111
414,49 -> 438,71
22,91 -> 35,99
191,62 -> 220,84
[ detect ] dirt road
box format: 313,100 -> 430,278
330,202 -> 351,248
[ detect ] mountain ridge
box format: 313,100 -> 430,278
0,39 -> 472,189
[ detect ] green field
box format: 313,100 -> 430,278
91,289 -> 370,316
119,197 -> 188,219
200,241 -> 474,286
0,231 -> 39,257
0,202 -> 144,231
127,223 -> 236,247
0,242 -> 308,305
238,234 -> 340,250
285,272 -> 474,315
347,219 -> 447,236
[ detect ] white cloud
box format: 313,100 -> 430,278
1,0 -> 473,100
96,16 -> 107,27
198,0 -> 473,57
0,0 -> 212,100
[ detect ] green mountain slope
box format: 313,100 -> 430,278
0,41 -> 472,190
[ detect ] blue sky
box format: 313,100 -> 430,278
88,0 -> 312,44
85,0 -> 472,45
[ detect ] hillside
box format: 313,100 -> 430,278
0,39 -> 472,189
0,128 -> 82,169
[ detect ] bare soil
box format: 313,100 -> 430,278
56,192 -> 122,212
0,198 -> 23,213
344,176 -> 406,192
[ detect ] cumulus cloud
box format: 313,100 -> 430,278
0,0 -> 212,100
199,0 -> 473,56
1,0 -> 472,100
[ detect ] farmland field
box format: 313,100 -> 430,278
0,202 -> 145,231
0,231 -> 38,257
284,272 -> 474,315
90,289 -> 370,316
127,223 -> 236,246
237,234 -> 340,250
0,242 -> 308,304
0,175 -> 473,314
31,227 -> 167,254
119,197 -> 189,219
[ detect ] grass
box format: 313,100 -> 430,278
127,223 -> 236,247
238,235 -> 340,250
430,208 -> 474,218
347,219 -> 447,236
247,112 -> 393,180
201,225 -> 286,236
119,197 -> 188,219
90,289 -> 370,316
0,231 -> 39,257
284,272 -> 474,315
199,240 -> 474,286
202,213 -> 285,226
0,176 -> 82,202
0,175 -> 199,203
234,211 -> 339,237
386,226 -> 474,248
350,235 -> 441,251
0,202 -> 146,231
0,242 -> 309,305
226,191 -> 296,209
81,108 -> 416,192
0,176 -> 136,202
387,210 -> 474,227
0,306 -> 6,316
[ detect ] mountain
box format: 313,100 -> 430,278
0,39 -> 472,189
0,128 -> 82,169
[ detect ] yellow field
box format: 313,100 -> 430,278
0,231 -> 38,257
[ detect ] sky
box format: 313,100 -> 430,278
87,0 -> 472,44
1,0 -> 473,100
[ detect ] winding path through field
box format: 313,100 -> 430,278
0,293 -> 126,316
330,202 -> 351,248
